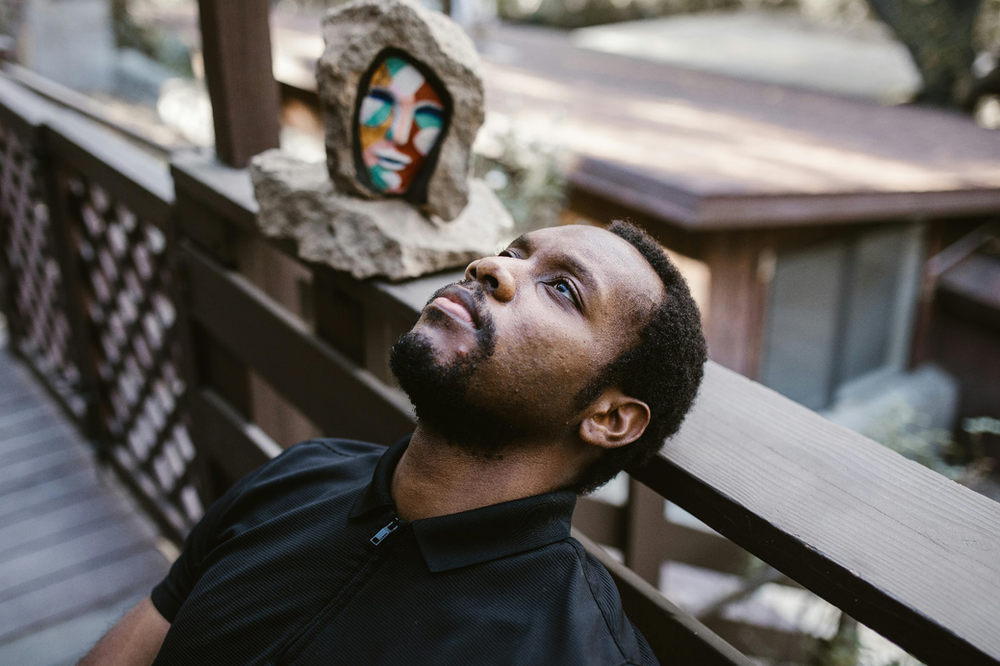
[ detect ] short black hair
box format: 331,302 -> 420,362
570,220 -> 707,494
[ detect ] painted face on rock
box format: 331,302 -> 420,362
356,54 -> 445,195
389,225 -> 665,455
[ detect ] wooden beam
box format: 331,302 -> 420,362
633,362 -> 1000,666
624,478 -> 667,586
703,231 -> 770,379
181,241 -> 415,445
573,497 -> 626,551
192,387 -> 282,483
197,0 -> 280,168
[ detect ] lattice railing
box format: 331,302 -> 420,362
0,117 -> 83,416
0,78 -> 203,537
61,166 -> 202,533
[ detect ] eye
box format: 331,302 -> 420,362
497,248 -> 522,259
360,89 -> 394,127
548,279 -> 580,308
413,105 -> 443,130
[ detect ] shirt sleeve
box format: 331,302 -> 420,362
149,439 -> 376,622
149,456 -> 273,622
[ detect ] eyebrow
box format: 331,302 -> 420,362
509,235 -> 600,296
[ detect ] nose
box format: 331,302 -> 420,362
387,102 -> 414,145
465,256 -> 516,302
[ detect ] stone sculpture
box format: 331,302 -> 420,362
251,0 -> 512,281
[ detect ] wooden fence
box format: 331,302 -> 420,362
1,72 -> 998,666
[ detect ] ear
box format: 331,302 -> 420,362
578,388 -> 651,451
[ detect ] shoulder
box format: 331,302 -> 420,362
501,538 -> 659,666
250,438 -> 385,481
208,438 -> 385,524
566,538 -> 660,666
276,437 -> 386,462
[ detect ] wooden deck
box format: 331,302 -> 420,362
0,333 -> 171,666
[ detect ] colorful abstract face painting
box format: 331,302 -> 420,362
355,51 -> 448,196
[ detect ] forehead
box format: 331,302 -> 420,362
368,57 -> 440,102
520,225 -> 664,308
371,58 -> 418,88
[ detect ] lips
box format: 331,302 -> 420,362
430,285 -> 481,330
373,146 -> 412,171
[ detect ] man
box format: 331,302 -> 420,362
79,221 -> 706,666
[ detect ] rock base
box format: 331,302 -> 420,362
250,150 -> 513,281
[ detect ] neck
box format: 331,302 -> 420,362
390,424 -> 581,521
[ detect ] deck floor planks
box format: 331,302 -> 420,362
0,470 -> 105,524
0,500 -> 135,560
0,431 -> 79,467
0,548 -> 168,643
0,588 -> 150,666
0,445 -> 92,489
1,510 -> 157,580
0,406 -> 68,444
0,341 -> 171,666
0,423 -> 78,461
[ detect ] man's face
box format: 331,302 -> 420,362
357,54 -> 445,194
390,225 -> 664,452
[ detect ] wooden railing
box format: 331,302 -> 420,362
1,73 -> 998,666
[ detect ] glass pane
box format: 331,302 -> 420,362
839,228 -> 909,385
761,241 -> 847,411
16,0 -> 206,149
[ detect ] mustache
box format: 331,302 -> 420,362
424,280 -> 496,356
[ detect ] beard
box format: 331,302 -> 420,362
389,284 -> 529,458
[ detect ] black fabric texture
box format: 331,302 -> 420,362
149,436 -> 659,666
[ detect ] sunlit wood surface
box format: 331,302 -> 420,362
0,337 -> 170,666
268,19 -> 1000,226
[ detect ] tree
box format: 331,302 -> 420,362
866,0 -> 984,107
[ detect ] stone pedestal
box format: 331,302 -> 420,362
251,150 -> 512,281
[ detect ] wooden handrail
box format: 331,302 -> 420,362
181,240 -> 415,442
44,111 -> 175,228
1,63 -> 180,157
637,363 -> 1000,665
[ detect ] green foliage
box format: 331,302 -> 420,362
865,403 -> 999,488
976,0 -> 1000,54
472,117 -> 568,234
865,401 -> 969,479
111,0 -> 194,77
810,614 -> 861,666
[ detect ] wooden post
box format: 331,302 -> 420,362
703,231 -> 771,380
197,0 -> 281,168
624,479 -> 666,587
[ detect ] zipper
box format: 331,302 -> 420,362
370,516 -> 400,545
276,515 -> 405,664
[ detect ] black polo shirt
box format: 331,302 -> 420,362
150,437 -> 658,665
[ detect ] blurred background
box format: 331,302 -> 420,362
0,0 -> 998,664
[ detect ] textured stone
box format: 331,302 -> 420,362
250,150 -> 513,281
318,0 -> 484,221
